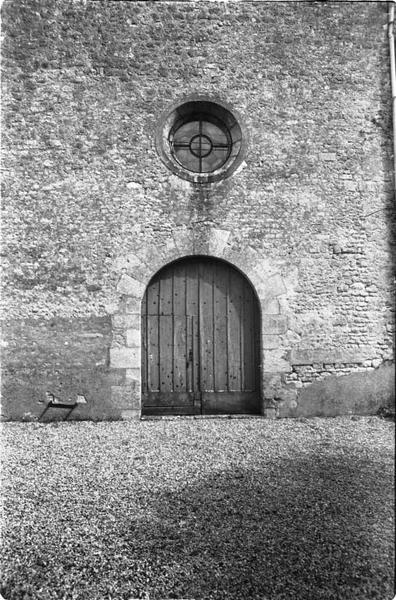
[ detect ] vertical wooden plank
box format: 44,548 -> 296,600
240,277 -> 245,391
186,315 -> 193,393
172,263 -> 187,392
255,303 -> 261,391
159,315 -> 173,392
185,315 -> 199,393
141,289 -> 148,392
141,314 -> 147,392
192,315 -> 200,392
146,276 -> 160,392
159,269 -> 173,316
227,269 -> 242,391
199,261 -> 214,391
158,268 -> 174,391
147,315 -> 160,391
225,269 -> 230,393
173,315 -> 187,391
213,262 -> 228,391
146,278 -> 159,315
242,286 -> 255,391
186,261 -> 199,393
186,259 -> 199,316
212,263 -> 216,392
173,262 -> 186,316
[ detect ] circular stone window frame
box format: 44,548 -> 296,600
155,94 -> 248,184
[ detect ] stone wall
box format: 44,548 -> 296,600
1,0 -> 395,420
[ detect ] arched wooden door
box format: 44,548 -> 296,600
141,257 -> 260,415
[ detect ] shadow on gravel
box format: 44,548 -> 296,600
1,448 -> 394,600
127,453 -> 394,600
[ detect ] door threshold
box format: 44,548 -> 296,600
140,414 -> 265,421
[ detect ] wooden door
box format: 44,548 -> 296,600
141,257 -> 260,415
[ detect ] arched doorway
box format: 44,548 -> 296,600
141,256 -> 261,416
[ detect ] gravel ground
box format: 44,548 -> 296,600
0,416 -> 394,600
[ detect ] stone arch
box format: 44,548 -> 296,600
108,230 -> 294,418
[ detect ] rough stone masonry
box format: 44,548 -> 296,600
1,0 -> 395,420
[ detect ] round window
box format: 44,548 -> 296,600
170,115 -> 232,173
155,97 -> 246,183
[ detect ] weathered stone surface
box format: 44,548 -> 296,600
255,272 -> 291,303
264,350 -> 292,373
104,302 -> 120,316
292,363 -> 395,417
262,373 -> 282,399
320,152 -> 337,162
262,334 -> 281,350
111,253 -> 146,278
209,228 -> 231,257
262,315 -> 288,335
121,409 -> 141,420
264,274 -> 287,299
125,298 -> 142,314
112,313 -> 140,329
117,275 -> 146,298
223,247 -> 260,277
192,235 -> 209,255
126,328 -> 140,348
125,368 -> 140,382
139,245 -> 174,274
172,226 -> 194,255
111,381 -> 140,408
277,387 -> 298,404
110,347 -> 140,369
263,407 -> 277,419
261,298 -> 281,315
290,347 -> 375,366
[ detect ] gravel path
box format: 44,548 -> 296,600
0,416 -> 394,600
